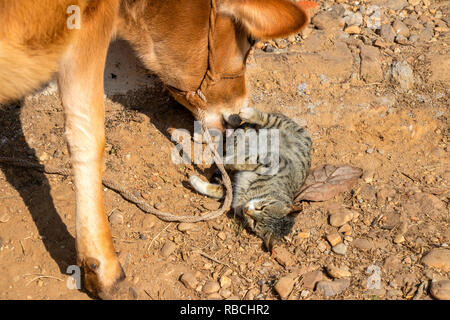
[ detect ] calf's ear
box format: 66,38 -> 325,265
218,0 -> 309,39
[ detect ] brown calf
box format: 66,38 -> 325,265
0,0 -> 309,299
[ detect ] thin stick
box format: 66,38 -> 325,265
146,223 -> 172,252
25,275 -> 63,286
194,250 -> 252,283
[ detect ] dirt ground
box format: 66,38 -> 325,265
0,0 -> 448,300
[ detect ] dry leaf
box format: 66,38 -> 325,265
295,164 -> 363,202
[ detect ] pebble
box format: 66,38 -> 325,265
244,288 -> 260,300
393,19 -> 410,37
226,295 -> 240,300
421,248 -> 450,272
203,280 -> 220,294
297,230 -> 310,239
219,288 -> 232,299
160,241 -> 177,257
219,275 -> 232,289
316,279 -> 350,297
202,201 -> 220,211
344,25 -> 361,34
326,232 -> 342,247
177,222 -> 197,232
344,11 -> 363,27
338,224 -> 352,235
108,210 -> 124,225
302,270 -> 324,290
180,272 -> 198,289
329,208 -> 355,227
326,265 -> 351,279
391,61 -> 415,90
274,276 -> 295,299
200,292 -> 220,301
217,231 -> 227,241
352,238 -> 374,251
312,12 -> 345,31
380,24 -> 396,42
272,246 -> 296,268
430,280 -> 450,300
360,45 -> 383,82
332,243 -> 347,256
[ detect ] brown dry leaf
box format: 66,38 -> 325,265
295,164 -> 363,202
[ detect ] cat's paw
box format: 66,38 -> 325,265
239,107 -> 257,122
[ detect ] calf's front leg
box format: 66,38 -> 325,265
57,2 -> 135,299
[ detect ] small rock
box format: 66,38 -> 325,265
332,243 -> 347,255
297,82 -> 308,96
419,26 -> 434,42
203,280 -> 220,294
312,12 -> 345,31
360,45 -> 383,82
316,279 -> 350,297
180,272 -> 198,289
344,12 -> 363,27
383,256 -> 402,273
219,275 -> 232,289
272,246 -> 296,268
244,288 -> 260,300
338,224 -> 352,235
302,270 -> 324,290
274,276 -> 295,299
380,24 -> 396,42
108,211 -> 123,225
345,25 -> 361,34
217,231 -> 227,241
430,280 -> 450,300
393,19 -> 410,37
391,61 -> 414,90
422,249 -> 450,272
352,238 -> 374,251
177,222 -> 197,232
297,230 -> 310,239
326,265 -> 351,279
207,293 -> 222,300
226,295 -> 240,300
329,208 -> 355,227
219,288 -> 232,299
326,232 -> 342,247
395,34 -> 410,45
160,241 -> 177,258
202,201 -> 220,211
408,0 -> 420,5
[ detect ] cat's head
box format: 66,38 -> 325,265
240,198 -> 301,251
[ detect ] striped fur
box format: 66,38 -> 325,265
190,107 -> 312,250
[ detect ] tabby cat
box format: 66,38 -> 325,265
190,107 -> 312,250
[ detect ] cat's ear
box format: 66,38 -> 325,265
263,232 -> 275,252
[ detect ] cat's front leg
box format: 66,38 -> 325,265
239,107 -> 266,126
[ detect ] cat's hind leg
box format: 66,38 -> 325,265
189,175 -> 224,199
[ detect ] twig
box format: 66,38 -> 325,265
24,274 -> 63,286
146,223 -> 172,252
194,250 -> 252,283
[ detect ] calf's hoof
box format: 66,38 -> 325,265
82,257 -> 139,300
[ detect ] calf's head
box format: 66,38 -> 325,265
118,0 -> 309,130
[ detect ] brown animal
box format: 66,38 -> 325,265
0,0 -> 309,299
